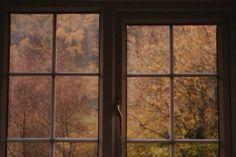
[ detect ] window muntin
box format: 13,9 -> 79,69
7,14 -> 99,157
126,25 -> 219,156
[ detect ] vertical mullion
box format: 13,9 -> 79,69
169,25 -> 174,157
100,8 -> 115,157
50,13 -> 57,157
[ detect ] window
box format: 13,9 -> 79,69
115,12 -> 231,157
8,14 -> 99,156
0,3 -> 234,157
126,25 -> 218,156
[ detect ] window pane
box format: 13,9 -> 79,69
8,76 -> 51,138
175,143 -> 218,157
55,76 -> 98,138
7,143 -> 50,157
127,78 -> 169,139
127,26 -> 169,74
10,14 -> 52,72
55,143 -> 97,157
174,77 -> 218,139
174,25 -> 217,73
56,14 -> 99,72
127,143 -> 169,157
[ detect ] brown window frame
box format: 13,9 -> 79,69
7,13 -> 101,157
115,12 -> 231,157
0,1 -> 235,157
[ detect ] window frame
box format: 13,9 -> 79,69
115,11 -> 231,157
7,13 -> 101,157
0,2 -> 234,157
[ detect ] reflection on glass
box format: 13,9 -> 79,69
56,14 -> 99,72
55,143 -> 97,157
10,14 -> 52,72
7,143 -> 50,157
127,78 -> 169,139
55,76 -> 98,138
175,143 -> 219,157
174,25 -> 217,73
174,77 -> 218,139
127,143 -> 169,157
127,26 -> 169,74
8,77 -> 51,138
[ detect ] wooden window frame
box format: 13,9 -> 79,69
6,13 -> 101,157
115,12 -> 231,157
0,1 -> 235,157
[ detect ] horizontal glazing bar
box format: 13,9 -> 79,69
54,138 -> 98,142
127,139 -> 219,143
174,139 -> 219,143
7,138 -> 98,143
127,73 -> 218,77
8,72 -> 99,76
7,138 -> 51,142
127,139 -> 170,143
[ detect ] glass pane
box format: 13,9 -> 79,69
127,143 -> 169,157
127,26 -> 169,74
174,77 -> 218,139
55,143 -> 97,157
175,143 -> 219,157
127,78 -> 169,139
8,77 -> 51,137
7,143 -> 50,157
174,25 -> 217,73
56,14 -> 99,72
56,76 -> 98,138
10,14 -> 52,72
